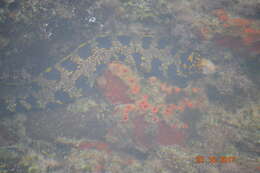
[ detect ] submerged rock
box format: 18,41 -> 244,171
197,58 -> 217,75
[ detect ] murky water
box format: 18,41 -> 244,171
0,0 -> 259,173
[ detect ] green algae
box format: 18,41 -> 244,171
28,166 -> 41,173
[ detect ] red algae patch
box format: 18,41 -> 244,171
194,9 -> 260,56
106,61 -> 203,124
76,140 -> 111,153
132,116 -> 187,149
98,61 -> 204,150
212,9 -> 229,22
96,69 -> 133,105
210,9 -> 260,55
133,116 -> 155,149
156,121 -> 187,146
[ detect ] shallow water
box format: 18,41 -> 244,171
0,0 -> 259,173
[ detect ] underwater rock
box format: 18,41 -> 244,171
96,36 -> 112,49
117,35 -> 131,46
54,90 -> 74,104
197,59 -> 217,75
43,67 -> 61,81
0,125 -> 19,146
0,35 -> 10,49
77,44 -> 92,59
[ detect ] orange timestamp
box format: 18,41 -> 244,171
195,155 -> 236,164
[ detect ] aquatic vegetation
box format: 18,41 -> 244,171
0,0 -> 259,173
0,148 -> 19,161
97,61 -> 204,151
209,9 -> 260,56
1,30 -> 207,116
28,166 -> 40,173
76,140 -> 111,152
120,0 -> 163,22
96,68 -> 133,105
212,9 -> 229,22
66,98 -> 98,113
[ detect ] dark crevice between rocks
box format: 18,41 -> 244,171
206,84 -> 245,113
180,109 -> 203,142
242,57 -> 260,89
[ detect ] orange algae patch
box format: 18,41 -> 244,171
124,104 -> 136,112
142,95 -> 149,100
223,23 -> 230,27
214,32 -> 260,55
101,61 -> 203,152
176,104 -> 185,112
242,27 -> 260,46
200,27 -> 210,39
127,77 -> 137,84
173,87 -> 181,93
249,41 -> 260,54
148,76 -> 158,84
243,33 -> 260,45
163,105 -> 175,116
181,99 -> 195,109
244,27 -> 260,34
151,106 -> 159,114
160,83 -> 168,92
160,83 -> 173,94
192,88 -> 200,93
121,104 -> 135,121
169,104 -> 177,110
165,86 -> 173,94
95,164 -> 104,173
77,141 -> 110,152
135,95 -> 151,111
152,116 -> 159,123
219,14 -> 229,22
185,101 -> 194,108
211,9 -> 260,55
243,36 -> 254,45
172,123 -> 189,129
97,69 -> 133,105
214,35 -> 246,50
108,62 -> 131,77
194,26 -> 212,41
121,66 -> 129,73
137,100 -> 150,110
212,9 -> 229,22
182,123 -> 189,128
122,113 -> 129,122
230,18 -> 251,27
131,85 -> 141,94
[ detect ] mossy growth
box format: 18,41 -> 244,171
28,165 -> 41,173
0,169 -> 8,173
120,0 -> 170,23
0,149 -> 19,161
81,164 -> 92,172
66,98 -> 97,113
19,153 -> 39,167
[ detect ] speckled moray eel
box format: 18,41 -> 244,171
0,32 -> 204,115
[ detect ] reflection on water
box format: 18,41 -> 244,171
0,0 -> 259,172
